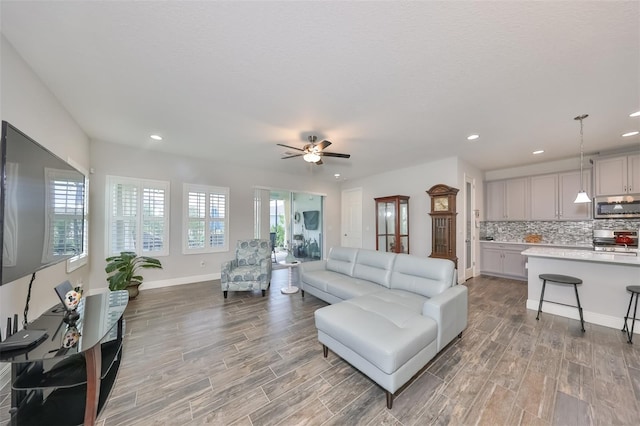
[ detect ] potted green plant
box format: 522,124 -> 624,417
105,251 -> 163,299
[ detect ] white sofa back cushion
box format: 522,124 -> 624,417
390,255 -> 455,298
326,247 -> 359,276
353,249 -> 396,288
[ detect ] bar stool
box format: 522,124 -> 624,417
622,285 -> 640,344
536,274 -> 585,332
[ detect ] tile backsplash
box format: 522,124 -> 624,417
480,219 -> 640,245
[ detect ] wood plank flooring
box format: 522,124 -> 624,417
2,271 -> 640,425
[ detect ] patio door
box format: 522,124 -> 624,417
255,189 -> 324,262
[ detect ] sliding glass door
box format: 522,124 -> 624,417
254,188 -> 323,262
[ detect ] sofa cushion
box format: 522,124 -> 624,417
326,278 -> 384,300
303,270 -> 358,293
390,254 -> 455,298
326,247 -> 358,276
352,249 -> 395,288
315,294 -> 437,374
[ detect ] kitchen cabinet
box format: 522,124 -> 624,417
530,170 -> 591,220
594,154 -> 640,196
485,178 -> 529,221
480,243 -> 527,280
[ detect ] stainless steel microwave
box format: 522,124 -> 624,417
594,194 -> 640,219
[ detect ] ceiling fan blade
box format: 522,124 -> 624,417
281,154 -> 303,159
321,152 -> 351,159
316,140 -> 332,151
277,143 -> 305,152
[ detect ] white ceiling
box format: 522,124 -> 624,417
1,1 -> 639,182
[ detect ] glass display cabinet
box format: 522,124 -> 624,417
375,195 -> 410,254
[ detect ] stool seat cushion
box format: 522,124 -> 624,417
627,285 -> 640,294
539,273 -> 582,285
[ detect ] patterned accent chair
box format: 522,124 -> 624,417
221,239 -> 272,298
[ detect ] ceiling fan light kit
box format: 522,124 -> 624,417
303,152 -> 321,163
277,135 -> 351,165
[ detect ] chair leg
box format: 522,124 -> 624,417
623,292 -> 634,333
573,284 -> 585,332
223,291 -> 227,299
386,391 -> 394,409
322,345 -> 328,358
301,289 -> 305,297
629,293 -> 639,344
262,289 -> 266,297
536,279 -> 547,320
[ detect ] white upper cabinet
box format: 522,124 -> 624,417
530,170 -> 591,220
485,178 -> 528,221
558,170 -> 592,220
530,174 -> 558,220
594,154 -> 640,196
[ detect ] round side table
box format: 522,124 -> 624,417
279,260 -> 300,294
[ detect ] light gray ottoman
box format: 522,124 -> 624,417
314,294 -> 438,408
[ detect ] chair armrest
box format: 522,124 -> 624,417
221,259 -> 237,284
259,258 -> 272,274
422,284 -> 468,352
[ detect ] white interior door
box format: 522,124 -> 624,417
464,176 -> 476,280
341,188 -> 362,248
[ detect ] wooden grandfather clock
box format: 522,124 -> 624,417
427,184 -> 459,268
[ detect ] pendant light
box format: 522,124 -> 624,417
574,114 -> 591,203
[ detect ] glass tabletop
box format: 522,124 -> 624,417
0,290 -> 128,362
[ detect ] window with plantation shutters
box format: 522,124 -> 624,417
106,176 -> 170,257
43,168 -> 85,263
183,184 -> 229,253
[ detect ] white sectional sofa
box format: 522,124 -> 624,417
300,247 -> 468,408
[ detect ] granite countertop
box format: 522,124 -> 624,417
479,240 -> 593,250
522,247 -> 640,266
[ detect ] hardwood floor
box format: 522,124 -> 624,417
3,271 -> 640,425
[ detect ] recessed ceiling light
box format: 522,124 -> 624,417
334,173 -> 341,178
150,134 -> 163,141
622,131 -> 639,137
467,134 -> 479,141
630,111 -> 640,117
533,150 -> 544,155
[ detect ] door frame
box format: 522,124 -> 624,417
464,175 -> 476,280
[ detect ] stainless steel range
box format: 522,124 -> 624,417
593,229 -> 639,255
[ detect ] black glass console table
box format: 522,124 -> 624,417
0,290 -> 128,426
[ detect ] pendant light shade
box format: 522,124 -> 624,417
574,114 -> 591,204
574,191 -> 591,203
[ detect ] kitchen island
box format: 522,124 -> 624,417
522,247 -> 640,332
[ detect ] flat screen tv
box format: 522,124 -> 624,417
1,121 -> 85,285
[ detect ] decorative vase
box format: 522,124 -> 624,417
285,252 -> 296,263
126,283 -> 141,299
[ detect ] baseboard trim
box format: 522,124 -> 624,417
526,299 -> 636,334
140,273 -> 221,291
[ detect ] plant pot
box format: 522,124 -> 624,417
126,283 -> 141,299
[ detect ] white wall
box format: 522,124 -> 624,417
340,156 -> 484,282
484,156 -> 594,181
88,139 -> 342,291
0,36 -> 91,328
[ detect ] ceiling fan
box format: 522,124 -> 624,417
278,136 -> 351,165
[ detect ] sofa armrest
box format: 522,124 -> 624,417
300,260 -> 327,274
422,284 -> 468,352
